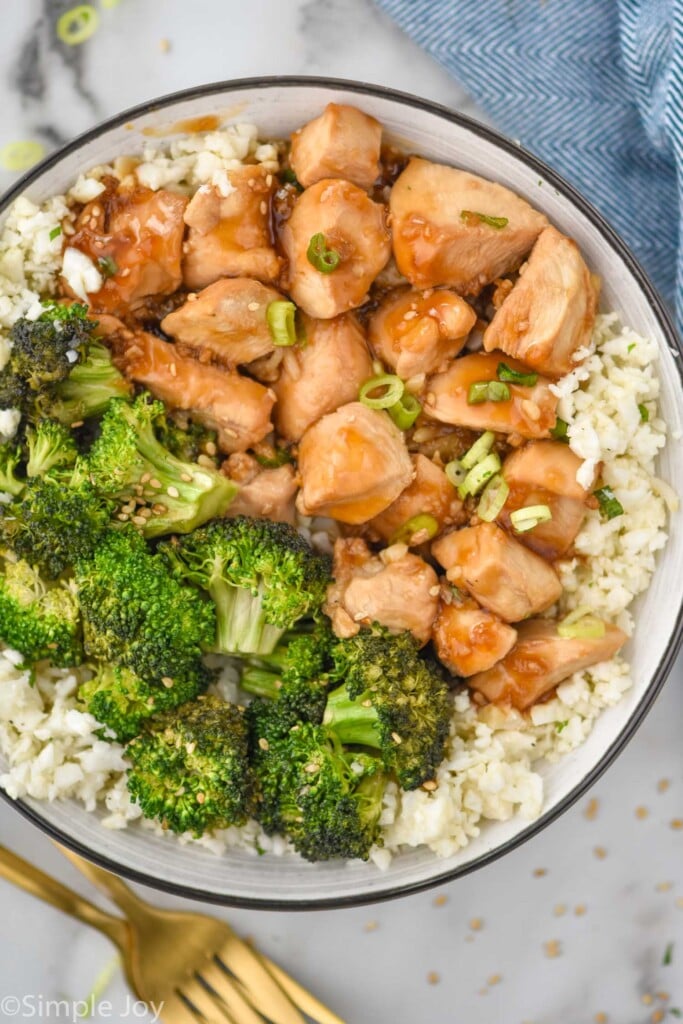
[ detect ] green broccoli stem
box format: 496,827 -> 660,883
354,769 -> 387,827
211,577 -> 286,656
323,683 -> 383,750
240,666 -> 282,700
53,341 -> 131,424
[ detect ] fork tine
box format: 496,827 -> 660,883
198,960 -> 266,1024
257,953 -> 347,1024
178,977 -> 239,1024
216,933 -> 305,1024
159,992 -> 206,1024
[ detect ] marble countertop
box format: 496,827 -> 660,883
0,2 -> 682,1022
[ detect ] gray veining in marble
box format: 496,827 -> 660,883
0,2 -> 681,1022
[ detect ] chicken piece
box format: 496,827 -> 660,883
368,287 -> 476,379
182,167 -> 282,289
111,329 -> 274,453
324,537 -> 439,644
432,522 -> 562,623
390,158 -> 548,294
65,181 -> 187,316
498,441 -> 597,559
468,618 -> 627,709
433,598 -> 517,677
425,352 -> 558,440
368,454 -> 463,544
289,103 -> 382,190
483,227 -> 597,378
273,313 -> 373,441
296,401 -> 414,524
224,463 -> 298,524
160,279 -> 284,367
279,178 -> 391,319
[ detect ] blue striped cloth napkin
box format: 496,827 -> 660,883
375,0 -> 681,331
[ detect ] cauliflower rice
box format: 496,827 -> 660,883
0,126 -> 675,867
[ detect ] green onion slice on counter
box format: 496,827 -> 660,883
457,452 -> 502,499
359,374 -> 404,410
267,301 -> 300,347
557,606 -> 606,640
593,486 -> 624,520
497,362 -> 538,386
56,5 -> 100,45
477,474 -> 509,522
467,381 -> 510,405
460,210 -> 509,229
388,392 -> 422,430
460,430 -> 496,470
307,233 -> 341,273
390,513 -> 440,546
509,504 -> 552,533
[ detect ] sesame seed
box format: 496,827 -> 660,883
574,904 -> 587,916
197,454 -> 216,468
361,699 -> 372,708
117,513 -> 129,522
433,894 -> 448,907
429,585 -> 441,597
70,420 -> 84,428
391,732 -> 402,745
469,917 -> 483,931
196,792 -> 205,805
422,780 -> 437,791
304,763 -> 318,773
671,819 -> 683,830
488,974 -> 502,986
149,478 -> 162,489
159,37 -> 171,53
363,920 -> 378,932
205,441 -> 217,456
651,1011 -> 665,1023
427,971 -> 440,985
521,399 -> 540,421
132,515 -> 147,526
594,1013 -> 608,1023
180,473 -> 193,483
162,677 -> 174,688
635,805 -> 649,819
533,868 -> 547,878
593,846 -> 608,860
543,940 -> 561,959
658,778 -> 671,793
553,904 -> 567,917
170,363 -> 177,377
584,797 -> 599,820
167,485 -> 180,498
247,301 -> 260,312
260,200 -> 267,215
152,503 -> 168,515
140,472 -> 151,484
185,742 -> 196,754
258,738 -> 269,751
656,881 -> 673,892
139,507 -> 153,519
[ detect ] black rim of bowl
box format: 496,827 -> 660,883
1,75 -> 682,911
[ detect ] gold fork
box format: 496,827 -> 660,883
0,844 -> 344,1024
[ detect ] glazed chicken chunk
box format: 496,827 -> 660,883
425,352 -> 558,439
468,618 -> 627,709
273,313 -> 373,441
111,329 -> 274,453
64,182 -> 187,316
498,441 -> 597,560
182,166 -> 282,290
432,598 -> 517,677
390,158 -> 548,294
368,454 -> 464,545
279,178 -> 391,319
368,287 -> 476,380
296,401 -> 414,524
289,103 -> 382,190
222,454 -> 298,525
483,226 -> 598,378
161,278 -> 284,367
324,537 -> 439,645
432,522 -> 562,623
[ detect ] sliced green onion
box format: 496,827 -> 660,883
267,300 -> 299,347
388,392 -> 421,430
550,417 -> 569,442
557,606 -> 606,639
460,210 -> 509,229
467,380 -> 510,405
497,362 -> 538,386
56,5 -> 100,45
593,486 -> 624,520
307,232 -> 340,273
49,226 -> 62,241
390,513 -> 440,546
97,255 -> 118,279
0,140 -> 45,172
458,452 -> 502,499
445,459 -> 467,488
281,168 -> 303,191
359,374 -> 404,410
477,474 -> 509,522
510,503 -> 552,533
638,403 -> 649,422
460,430 -> 496,470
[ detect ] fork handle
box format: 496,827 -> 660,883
0,844 -> 128,950
57,844 -> 149,918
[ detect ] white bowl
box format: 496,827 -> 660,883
1,77 -> 681,908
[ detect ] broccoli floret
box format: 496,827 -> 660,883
0,442 -> 24,497
0,473 -> 113,579
25,419 -> 78,479
0,304 -> 95,420
79,663 -> 201,743
322,629 -> 452,791
156,415 -> 219,466
87,394 -> 238,538
241,623 -> 333,724
51,339 -> 132,425
75,527 -> 215,695
251,719 -> 386,861
160,517 -> 331,656
126,695 -> 253,836
0,556 -> 82,667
